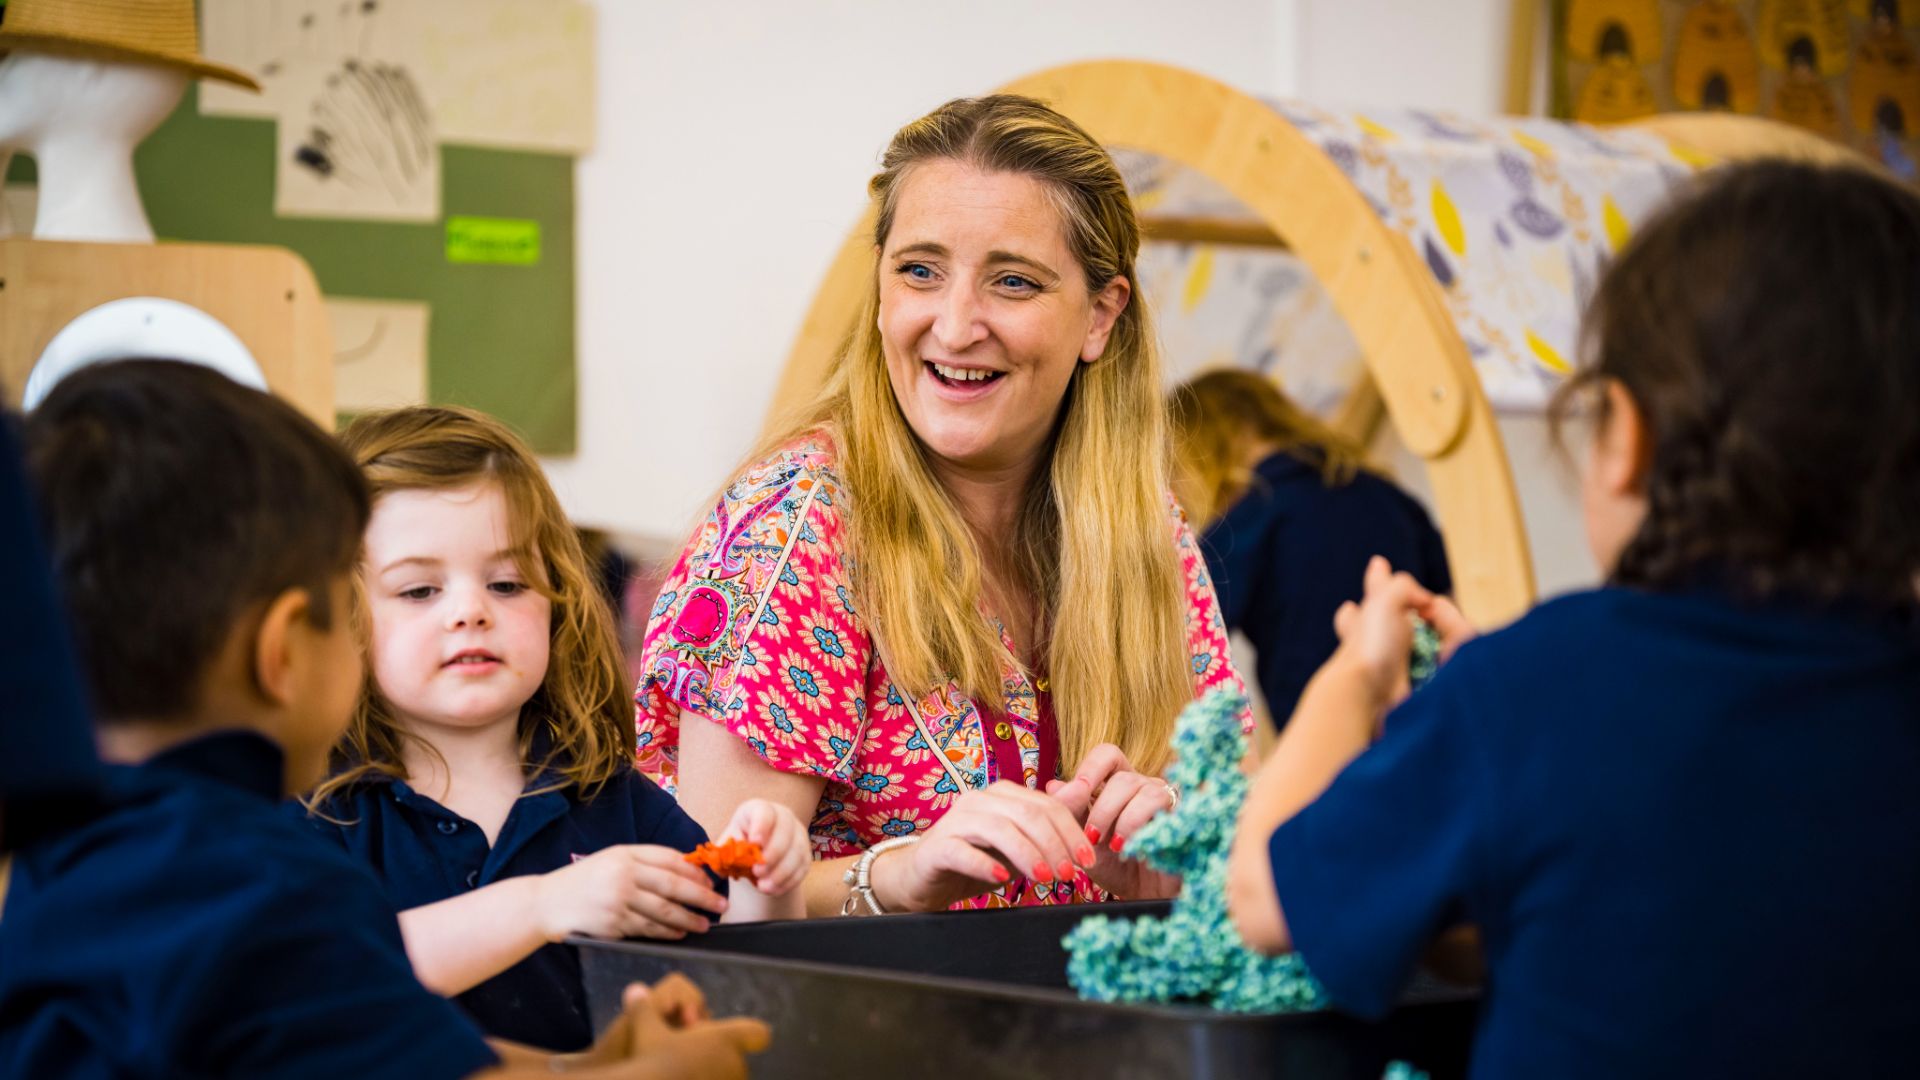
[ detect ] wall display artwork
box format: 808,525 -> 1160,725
0,1 -> 598,452
200,0 -> 595,155
328,296 -> 430,412
1553,0 -> 1920,178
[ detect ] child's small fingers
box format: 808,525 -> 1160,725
634,862 -> 730,913
1418,595 -> 1477,654
644,973 -> 710,1025
627,890 -> 712,935
1388,571 -> 1433,607
1363,554 -> 1394,592
620,908 -> 690,940
1333,600 -> 1360,638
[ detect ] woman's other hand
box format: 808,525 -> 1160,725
876,781 -> 1096,910
1046,745 -> 1182,900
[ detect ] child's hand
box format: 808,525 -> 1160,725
532,844 -> 728,942
1330,556 -> 1474,709
578,975 -> 770,1077
718,799 -> 810,898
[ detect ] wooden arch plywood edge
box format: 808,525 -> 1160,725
0,238 -> 334,427
765,60 -> 1535,626
1626,112 -> 1875,169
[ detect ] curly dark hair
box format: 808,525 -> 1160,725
1551,160 -> 1920,609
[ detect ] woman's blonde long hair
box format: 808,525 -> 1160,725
1169,369 -> 1367,530
760,95 -> 1190,773
308,406 -> 634,807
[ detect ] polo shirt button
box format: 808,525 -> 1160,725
436,820 -> 458,835
993,721 -> 1013,740
465,870 -> 479,889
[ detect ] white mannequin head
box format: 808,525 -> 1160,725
0,51 -> 188,242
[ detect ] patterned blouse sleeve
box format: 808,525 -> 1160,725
1173,502 -> 1255,734
635,449 -> 872,786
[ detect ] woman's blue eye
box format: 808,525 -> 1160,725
900,262 -> 934,281
998,274 -> 1036,290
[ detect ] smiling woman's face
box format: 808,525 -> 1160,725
878,158 -> 1127,476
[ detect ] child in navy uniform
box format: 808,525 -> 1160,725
1229,160 -> 1920,1078
299,406 -> 809,1052
1171,369 -> 1452,725
0,360 -> 769,1078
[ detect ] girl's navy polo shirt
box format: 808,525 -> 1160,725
0,731 -> 498,1079
298,753 -> 715,1052
1266,585 -> 1920,1078
1200,450 -> 1451,727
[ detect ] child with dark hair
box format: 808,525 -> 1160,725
0,360 -> 767,1079
1228,161 -> 1920,1077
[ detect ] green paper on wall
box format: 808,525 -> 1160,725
7,86 -> 581,453
447,217 -> 541,265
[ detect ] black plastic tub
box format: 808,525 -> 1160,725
575,900 -> 1476,1079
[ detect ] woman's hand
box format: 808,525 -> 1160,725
1329,556 -> 1476,715
1046,744 -> 1183,900
718,798 -> 810,898
531,844 -> 729,942
875,781 -> 1097,911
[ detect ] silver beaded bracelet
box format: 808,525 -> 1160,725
840,835 -> 922,916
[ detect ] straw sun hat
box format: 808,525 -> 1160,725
0,0 -> 260,91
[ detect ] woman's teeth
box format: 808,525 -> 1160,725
930,362 -> 1001,384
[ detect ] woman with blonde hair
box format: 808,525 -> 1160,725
637,95 -> 1244,916
1171,368 -> 1450,725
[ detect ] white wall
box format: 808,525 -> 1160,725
547,0 -> 1286,546
1295,0 -> 1512,113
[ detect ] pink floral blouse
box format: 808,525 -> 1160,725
635,435 -> 1246,908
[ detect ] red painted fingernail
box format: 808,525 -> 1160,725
992,865 -> 1011,883
1076,845 -> 1096,866
1056,860 -> 1074,880
1110,834 -> 1127,852
1085,826 -> 1102,845
1032,862 -> 1054,882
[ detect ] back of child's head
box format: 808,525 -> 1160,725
23,359 -> 369,722
326,405 -> 632,795
1169,368 -> 1365,528
1555,159 -> 1920,609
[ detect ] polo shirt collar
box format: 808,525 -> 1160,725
144,730 -> 285,802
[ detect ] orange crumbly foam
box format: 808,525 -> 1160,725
684,838 -> 763,879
